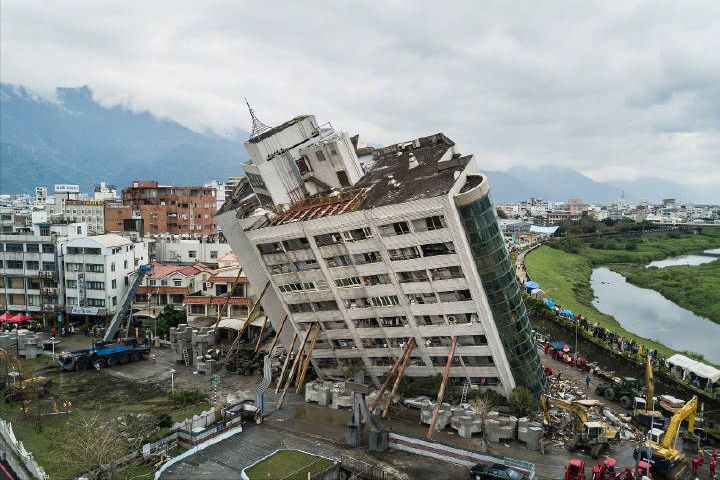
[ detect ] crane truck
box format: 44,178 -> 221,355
58,264 -> 154,371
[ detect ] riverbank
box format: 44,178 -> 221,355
611,259 -> 720,325
524,230 -> 720,364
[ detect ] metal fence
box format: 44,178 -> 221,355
340,453 -> 402,480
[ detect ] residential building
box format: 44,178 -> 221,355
65,199 -> 107,235
34,187 -> 48,204
546,211 -> 582,224
105,181 -> 217,237
133,262 -> 211,314
61,234 -> 148,325
1,221 -> 88,319
94,182 -> 118,201
46,184 -> 81,217
0,207 -> 13,233
154,238 -> 233,264
218,129 -> 546,397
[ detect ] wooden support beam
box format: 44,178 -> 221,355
296,324 -> 321,394
370,338 -> 414,413
212,267 -> 243,334
277,326 -> 313,410
426,336 -> 458,439
293,348 -> 304,386
232,280 -> 271,341
275,332 -> 297,393
382,340 -> 415,418
253,316 -> 268,353
266,313 -> 288,355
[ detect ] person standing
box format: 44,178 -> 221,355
691,455 -> 700,477
710,457 -> 716,479
586,374 -> 591,390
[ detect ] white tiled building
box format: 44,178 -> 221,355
218,128 -> 545,397
61,234 -> 148,324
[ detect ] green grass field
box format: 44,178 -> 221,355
245,450 -> 334,480
612,259 -> 720,324
0,355 -> 209,479
524,231 -> 720,362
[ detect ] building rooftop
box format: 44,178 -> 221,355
262,133 -> 471,228
89,234 -> 133,248
247,115 -> 310,144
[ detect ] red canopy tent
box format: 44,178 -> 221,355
0,312 -> 13,321
7,313 -> 32,323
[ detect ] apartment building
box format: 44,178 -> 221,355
46,184 -> 81,217
94,182 -> 118,201
217,131 -> 545,397
154,238 -> 233,264
133,262 -> 210,312
105,181 -> 217,237
65,199 -> 107,235
0,222 -> 87,318
61,234 -> 148,324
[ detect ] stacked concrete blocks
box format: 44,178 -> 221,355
169,324 -> 193,364
0,330 -> 44,359
517,417 -> 544,451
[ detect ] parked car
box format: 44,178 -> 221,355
470,463 -> 527,480
402,395 -> 434,409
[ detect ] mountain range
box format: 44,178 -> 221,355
1,84 -> 716,204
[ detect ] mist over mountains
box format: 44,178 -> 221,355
1,84 -> 715,204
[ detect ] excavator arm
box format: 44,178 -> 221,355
646,354 -> 654,410
661,395 -> 697,451
541,394 -> 588,432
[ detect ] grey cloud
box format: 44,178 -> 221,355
1,0 -> 719,187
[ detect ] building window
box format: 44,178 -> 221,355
87,298 -> 105,307
111,262 -> 116,272
161,280 -> 168,286
315,150 -> 326,162
67,247 -> 83,255
66,279 -> 77,289
210,251 -> 218,259
149,279 -> 157,286
111,279 -> 117,289
112,296 -> 118,306
86,264 -> 104,273
124,260 -> 128,268
188,251 -> 197,258
42,262 -> 55,271
393,222 -> 410,235
26,244 -> 40,253
86,281 -> 105,290
173,279 -> 182,287
67,296 -> 78,306
425,215 -> 444,230
6,243 -> 23,252
66,263 -> 83,272
25,261 -> 39,270
190,305 -> 205,314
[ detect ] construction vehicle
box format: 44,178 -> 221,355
1,348 -> 51,402
540,394 -> 619,458
565,458 -> 586,480
633,354 -> 666,430
591,457 -> 618,480
617,460 -> 653,479
58,265 -> 154,371
595,376 -> 642,409
58,338 -> 151,371
634,395 -> 699,479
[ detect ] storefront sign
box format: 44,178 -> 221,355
69,306 -> 103,315
54,184 -> 80,193
78,273 -> 86,306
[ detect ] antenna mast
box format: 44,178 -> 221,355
245,98 -> 271,139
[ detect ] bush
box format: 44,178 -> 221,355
604,241 -> 617,250
508,386 -> 535,416
169,389 -> 208,406
466,388 -> 508,407
591,239 -> 605,249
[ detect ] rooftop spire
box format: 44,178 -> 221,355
245,98 -> 271,139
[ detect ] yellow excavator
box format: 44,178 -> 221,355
540,394 -> 619,458
633,354 -> 667,429
634,395 -> 698,480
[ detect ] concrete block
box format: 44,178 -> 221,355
524,426 -> 544,451
317,384 -> 332,407
305,381 -> 320,403
452,415 -> 483,439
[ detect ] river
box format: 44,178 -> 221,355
646,248 -> 720,268
590,266 -> 720,363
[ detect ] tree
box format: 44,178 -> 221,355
53,408 -> 160,479
155,305 -> 187,337
508,386 -> 535,417
469,396 -> 493,452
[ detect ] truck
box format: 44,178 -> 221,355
58,338 -> 151,371
595,376 -> 642,410
57,264 -> 155,372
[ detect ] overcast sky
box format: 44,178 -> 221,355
2,1 -> 719,186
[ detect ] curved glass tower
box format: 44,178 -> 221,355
454,174 -> 546,396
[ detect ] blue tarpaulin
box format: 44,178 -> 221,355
560,309 -> 575,319
524,281 -> 540,293
549,342 -> 573,352
545,300 -> 555,309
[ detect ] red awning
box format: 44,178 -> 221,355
6,313 -> 33,323
0,312 -> 13,321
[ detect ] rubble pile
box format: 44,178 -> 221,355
542,375 -> 641,447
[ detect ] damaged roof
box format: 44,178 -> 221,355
246,115 -> 310,144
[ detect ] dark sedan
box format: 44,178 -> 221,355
470,463 -> 527,480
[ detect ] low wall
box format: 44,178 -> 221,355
388,432 -> 496,467
0,419 -> 48,480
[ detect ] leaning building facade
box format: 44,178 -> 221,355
217,114 -> 545,397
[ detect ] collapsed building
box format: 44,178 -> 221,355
216,109 -> 546,398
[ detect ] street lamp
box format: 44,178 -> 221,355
169,369 -> 176,394
51,336 -> 56,360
